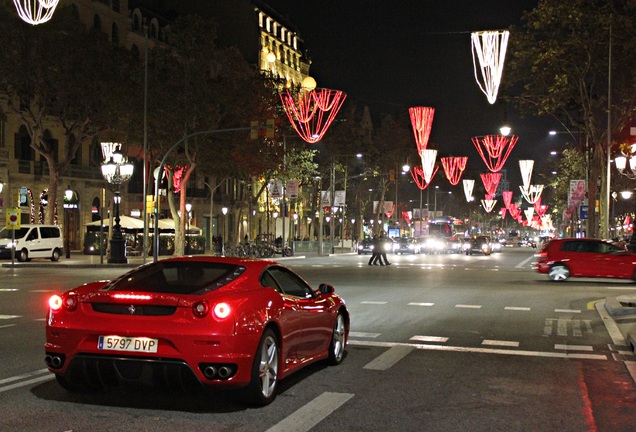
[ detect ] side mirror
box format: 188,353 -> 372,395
318,283 -> 335,294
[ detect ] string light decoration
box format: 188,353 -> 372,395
524,208 -> 535,224
441,156 -> 468,186
463,179 -> 475,202
520,184 -> 544,204
480,172 -> 502,196
502,190 -> 513,209
481,195 -> 497,213
13,0 -> 59,25
410,165 -> 439,190
420,149 -> 438,184
409,106 -> 435,152
519,160 -> 534,190
472,135 -> 519,172
279,87 -> 347,144
471,30 -> 509,104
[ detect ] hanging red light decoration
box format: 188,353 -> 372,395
280,88 -> 347,144
165,165 -> 187,193
502,190 -> 513,209
410,165 -> 439,190
409,106 -> 435,152
508,203 -> 521,219
480,172 -> 502,196
441,156 -> 468,186
500,207 -> 508,219
471,135 -> 519,172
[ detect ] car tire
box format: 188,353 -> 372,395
51,248 -> 61,262
548,264 -> 570,281
327,312 -> 347,365
17,249 -> 28,262
245,328 -> 279,406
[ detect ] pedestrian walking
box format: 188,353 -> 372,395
368,234 -> 381,266
374,232 -> 392,266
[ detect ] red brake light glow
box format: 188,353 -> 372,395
49,295 -> 63,311
213,302 -> 231,319
112,293 -> 152,301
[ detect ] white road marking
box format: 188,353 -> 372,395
410,335 -> 448,343
515,254 -> 535,268
349,332 -> 380,338
408,302 -> 435,307
555,309 -> 581,314
0,369 -> 52,394
363,345 -> 415,370
455,304 -> 482,309
482,340 -> 520,347
595,301 -> 626,346
504,306 -> 531,311
0,315 -> 20,320
0,324 -> 16,329
360,301 -> 387,305
0,289 -> 19,292
349,339 -> 608,360
264,392 -> 354,432
555,344 -> 593,351
29,289 -> 55,293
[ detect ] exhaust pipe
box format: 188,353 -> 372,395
203,366 -> 217,379
217,366 -> 231,379
45,355 -> 63,369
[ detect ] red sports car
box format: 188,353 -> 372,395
45,256 -> 349,405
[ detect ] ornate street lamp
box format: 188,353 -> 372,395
221,207 -> 228,255
64,186 -> 73,259
185,203 -> 192,255
615,148 -> 636,251
101,147 -> 134,263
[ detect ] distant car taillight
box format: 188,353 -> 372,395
49,294 -> 77,311
193,300 -> 210,318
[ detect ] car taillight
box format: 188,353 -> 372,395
535,252 -> 547,258
49,294 -> 77,311
193,300 -> 210,318
213,302 -> 231,320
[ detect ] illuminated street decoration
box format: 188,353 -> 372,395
411,165 -> 439,190
13,0 -> 59,25
502,190 -> 513,209
481,195 -> 497,213
441,156 -> 468,185
409,106 -> 435,152
280,87 -> 347,144
519,160 -> 534,189
463,179 -> 475,202
508,203 -> 521,220
480,172 -> 502,196
471,30 -> 509,104
420,149 -> 438,184
472,135 -> 518,172
520,184 -> 544,204
524,207 -> 535,223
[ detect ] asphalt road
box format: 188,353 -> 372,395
1,248 -> 636,431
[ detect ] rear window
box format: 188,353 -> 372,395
102,261 -> 246,295
40,227 -> 61,239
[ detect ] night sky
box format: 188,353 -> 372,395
263,0 -> 564,187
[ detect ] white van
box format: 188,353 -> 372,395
0,224 -> 64,262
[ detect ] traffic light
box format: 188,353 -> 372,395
250,121 -> 259,140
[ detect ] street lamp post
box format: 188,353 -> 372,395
185,203 -> 192,255
221,206 -> 228,256
64,186 -> 72,259
615,150 -> 636,251
101,147 -> 134,264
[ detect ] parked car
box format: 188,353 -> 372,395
392,237 -> 421,254
466,236 -> 492,256
535,238 -> 636,282
45,256 -> 349,406
0,224 -> 64,262
357,238 -> 374,255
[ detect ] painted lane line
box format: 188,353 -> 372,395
29,289 -> 55,293
410,335 -> 449,343
0,324 -> 16,329
363,345 -> 415,370
0,375 -> 53,393
348,339 -> 608,360
264,392 -> 354,432
504,306 -> 531,311
555,309 -> 581,314
0,289 -> 19,292
555,344 -> 593,351
349,332 -> 380,338
455,304 -> 482,309
408,302 -> 435,307
0,315 -> 20,320
515,254 -> 535,269
0,369 -> 52,394
360,301 -> 387,305
482,340 -> 520,347
0,369 -> 49,385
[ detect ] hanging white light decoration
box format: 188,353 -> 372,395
420,149 -> 438,184
13,0 -> 59,25
471,30 -> 509,104
481,196 -> 497,213
519,160 -> 534,190
463,179 -> 475,202
520,184 -> 544,204
524,207 -> 535,223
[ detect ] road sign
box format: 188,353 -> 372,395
6,207 -> 20,229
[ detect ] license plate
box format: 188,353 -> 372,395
98,335 -> 158,353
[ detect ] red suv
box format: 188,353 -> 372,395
535,238 -> 636,281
